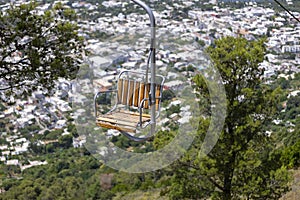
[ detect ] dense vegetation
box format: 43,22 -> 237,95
1,1 -> 300,200
160,37 -> 291,199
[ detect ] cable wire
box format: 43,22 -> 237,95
273,0 -> 300,23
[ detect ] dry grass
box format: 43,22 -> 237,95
281,169 -> 300,200
113,189 -> 168,200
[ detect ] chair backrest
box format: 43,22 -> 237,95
117,78 -> 162,109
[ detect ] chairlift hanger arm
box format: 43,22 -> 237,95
132,0 -> 156,85
131,0 -> 156,28
132,0 -> 156,50
129,0 -> 157,138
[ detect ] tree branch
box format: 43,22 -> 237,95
208,177 -> 224,192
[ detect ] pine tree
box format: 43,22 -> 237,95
168,36 -> 290,199
0,2 -> 85,102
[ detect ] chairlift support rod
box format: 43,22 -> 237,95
131,0 -> 156,137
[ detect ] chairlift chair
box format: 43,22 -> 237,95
94,0 -> 164,142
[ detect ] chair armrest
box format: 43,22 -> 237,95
94,90 -> 117,118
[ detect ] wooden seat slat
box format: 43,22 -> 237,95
156,84 -> 161,110
139,83 -> 145,106
128,80 -> 135,106
133,81 -> 140,107
144,83 -> 150,109
96,121 -> 136,133
97,111 -> 150,123
96,116 -> 137,127
122,79 -> 129,105
119,110 -> 151,118
117,79 -> 123,104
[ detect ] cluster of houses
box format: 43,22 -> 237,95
0,0 -> 299,168
80,0 -> 300,77
0,78 -> 81,168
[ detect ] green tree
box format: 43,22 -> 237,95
167,36 -> 290,199
286,94 -> 300,111
59,134 -> 73,149
0,2 -> 85,102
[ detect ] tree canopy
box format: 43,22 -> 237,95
0,2 -> 85,102
167,36 -> 290,199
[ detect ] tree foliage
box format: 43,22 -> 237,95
167,36 -> 290,199
0,148 -> 111,200
0,2 -> 85,102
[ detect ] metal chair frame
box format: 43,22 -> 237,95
94,0 -> 162,142
94,70 -> 165,141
